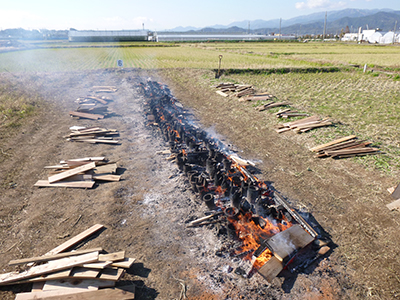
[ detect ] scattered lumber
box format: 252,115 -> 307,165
310,136 -> 380,158
3,225 -> 136,299
35,158 -> 121,188
275,116 -> 332,134
256,101 -> 289,112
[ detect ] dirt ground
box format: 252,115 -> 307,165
0,68 -> 399,300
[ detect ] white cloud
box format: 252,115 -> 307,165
0,9 -> 43,29
295,0 -> 347,10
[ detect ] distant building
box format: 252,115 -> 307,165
154,33 -> 296,42
68,30 -> 149,42
341,33 -> 358,42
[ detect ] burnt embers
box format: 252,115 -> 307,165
140,80 -> 317,282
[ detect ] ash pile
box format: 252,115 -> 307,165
139,80 -> 330,284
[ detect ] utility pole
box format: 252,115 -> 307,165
248,21 -> 250,35
323,11 -> 327,40
279,18 -> 282,40
393,21 -> 398,44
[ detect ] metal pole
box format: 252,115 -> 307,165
323,11 -> 327,40
393,21 -> 398,44
279,18 -> 282,40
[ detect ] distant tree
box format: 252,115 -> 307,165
345,26 -> 350,33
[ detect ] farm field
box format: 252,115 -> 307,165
0,41 -> 399,299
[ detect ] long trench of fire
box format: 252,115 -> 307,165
139,80 -> 319,282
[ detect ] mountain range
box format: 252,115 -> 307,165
167,9 -> 400,35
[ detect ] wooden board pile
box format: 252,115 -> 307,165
91,86 -> 118,93
65,126 -> 120,145
309,135 -> 380,158
275,109 -> 309,119
276,116 -> 332,134
214,83 -> 254,98
0,224 -> 136,300
387,183 -> 400,211
69,105 -> 111,120
34,157 -> 121,188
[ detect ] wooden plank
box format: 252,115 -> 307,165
22,269 -> 73,283
85,96 -> 108,105
48,162 -> 96,183
386,199 -> 400,211
390,183 -> 400,200
16,287 -> 135,300
42,279 -> 115,291
34,180 -> 95,189
15,289 -> 94,300
257,256 -> 283,283
110,258 -> 135,269
0,252 -> 99,285
98,251 -> 125,262
45,224 -> 105,256
69,267 -> 100,279
216,91 -> 229,97
94,163 -> 117,174
9,248 -> 103,266
283,115 -> 320,127
32,281 -> 45,292
93,175 -> 121,182
98,268 -> 124,281
61,157 -> 105,164
310,135 -> 358,152
82,261 -> 113,269
69,111 -> 104,120
325,147 -> 379,156
266,224 -> 314,262
74,139 -> 120,144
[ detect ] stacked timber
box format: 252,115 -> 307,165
256,101 -> 289,112
275,109 -> 309,119
309,135 -> 380,159
276,116 -> 332,134
91,86 -> 118,93
1,224 -> 136,300
34,157 -> 121,188
214,83 -> 254,98
65,126 -> 120,145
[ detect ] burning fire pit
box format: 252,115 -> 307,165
139,80 -> 319,283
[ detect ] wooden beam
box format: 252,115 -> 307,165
93,175 -> 121,182
0,252 -> 99,285
69,111 -> 104,120
9,248 -> 103,266
309,135 -> 357,152
98,251 -> 125,262
110,258 -> 135,269
34,180 -> 95,189
15,287 -> 135,300
98,268 -> 124,281
48,162 -> 96,183
387,199 -> 400,211
45,224 -> 105,256
257,256 -> 283,283
42,279 -> 115,291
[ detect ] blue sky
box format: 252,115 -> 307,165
0,0 -> 398,31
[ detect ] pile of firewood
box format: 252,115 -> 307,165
65,126 -> 120,145
70,94 -> 114,120
309,135 -> 380,158
1,224 -> 136,300
215,83 -> 255,98
34,157 -> 121,188
255,101 -> 289,112
276,116 -> 332,134
275,109 -> 309,119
